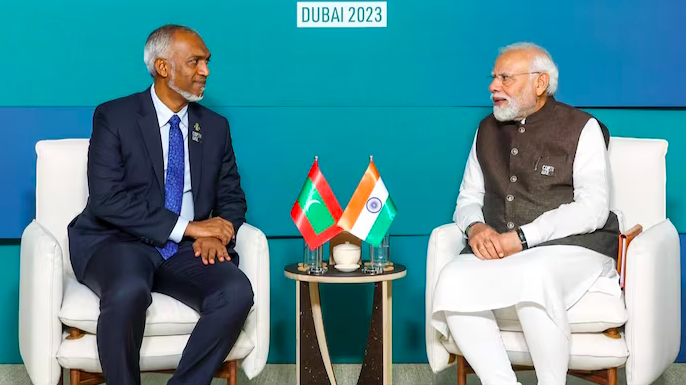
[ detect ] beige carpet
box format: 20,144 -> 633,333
1,363 -> 685,384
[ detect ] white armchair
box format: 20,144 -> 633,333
20,139 -> 270,385
426,137 -> 681,385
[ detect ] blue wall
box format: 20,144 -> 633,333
4,106 -> 686,237
1,0 -> 685,366
0,244 -> 20,363
2,0 -> 685,110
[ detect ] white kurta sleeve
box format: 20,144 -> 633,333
453,131 -> 486,233
520,118 -> 611,247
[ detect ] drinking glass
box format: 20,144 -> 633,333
303,242 -> 326,274
363,234 -> 390,274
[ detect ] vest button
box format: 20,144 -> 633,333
510,175 -> 518,183
511,148 -> 519,155
518,127 -> 526,133
506,194 -> 515,202
507,222 -> 515,229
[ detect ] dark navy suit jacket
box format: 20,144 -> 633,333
68,88 -> 247,281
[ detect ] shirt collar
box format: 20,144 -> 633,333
150,85 -> 188,128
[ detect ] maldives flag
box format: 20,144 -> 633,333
338,159 -> 396,247
291,158 -> 344,249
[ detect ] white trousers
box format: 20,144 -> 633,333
446,302 -> 569,385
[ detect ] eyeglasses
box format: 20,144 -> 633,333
488,72 -> 541,86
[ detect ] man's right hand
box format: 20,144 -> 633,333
468,223 -> 505,260
193,237 -> 231,265
185,217 -> 234,245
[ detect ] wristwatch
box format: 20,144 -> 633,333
516,227 -> 528,250
465,221 -> 483,238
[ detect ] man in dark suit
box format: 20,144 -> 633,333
68,24 -> 253,385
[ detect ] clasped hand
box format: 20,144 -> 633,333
184,217 -> 235,265
468,223 -> 523,260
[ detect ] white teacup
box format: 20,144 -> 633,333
333,242 -> 360,266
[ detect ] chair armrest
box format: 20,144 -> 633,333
618,224 -> 643,288
425,223 -> 465,373
19,220 -> 64,385
233,223 -> 270,379
624,219 -> 681,385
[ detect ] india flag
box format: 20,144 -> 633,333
338,159 -> 397,246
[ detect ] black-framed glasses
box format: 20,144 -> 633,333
488,72 -> 541,86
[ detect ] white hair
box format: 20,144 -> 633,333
143,25 -> 198,78
500,42 -> 559,96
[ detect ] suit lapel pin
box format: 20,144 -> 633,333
541,165 -> 555,176
192,123 -> 202,143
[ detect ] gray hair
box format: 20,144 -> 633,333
500,42 -> 559,96
143,24 -> 199,78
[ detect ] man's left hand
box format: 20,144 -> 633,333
498,231 -> 523,257
193,237 -> 231,265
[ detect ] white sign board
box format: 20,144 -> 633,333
297,2 -> 387,28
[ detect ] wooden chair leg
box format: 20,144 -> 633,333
228,360 -> 237,385
457,352 -> 618,385
67,360 -> 238,385
232,360 -> 238,385
457,356 -> 467,385
70,369 -> 80,385
215,360 -> 237,385
608,367 -> 618,385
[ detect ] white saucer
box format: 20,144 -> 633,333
334,263 -> 360,272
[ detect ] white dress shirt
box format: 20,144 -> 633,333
454,117 -> 611,247
150,85 -> 194,243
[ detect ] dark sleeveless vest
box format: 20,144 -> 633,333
464,97 -> 619,258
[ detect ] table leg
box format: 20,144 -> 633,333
297,281 -> 337,385
383,281 -> 392,384
357,281 -> 392,385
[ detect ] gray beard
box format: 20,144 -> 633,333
168,73 -> 204,102
493,98 -> 537,122
492,83 -> 536,122
493,100 -> 521,122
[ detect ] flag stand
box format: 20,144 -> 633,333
363,233 -> 390,275
304,241 -> 326,275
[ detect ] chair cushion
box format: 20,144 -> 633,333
493,291 -> 628,333
443,330 -> 629,371
59,276 -> 252,337
57,332 -> 254,372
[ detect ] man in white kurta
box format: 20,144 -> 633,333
431,43 -> 622,385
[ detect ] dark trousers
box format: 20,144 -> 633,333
81,240 -> 254,385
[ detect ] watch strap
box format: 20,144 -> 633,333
465,221 -> 483,238
516,227 -> 528,250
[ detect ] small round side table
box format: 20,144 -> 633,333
284,263 -> 406,385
